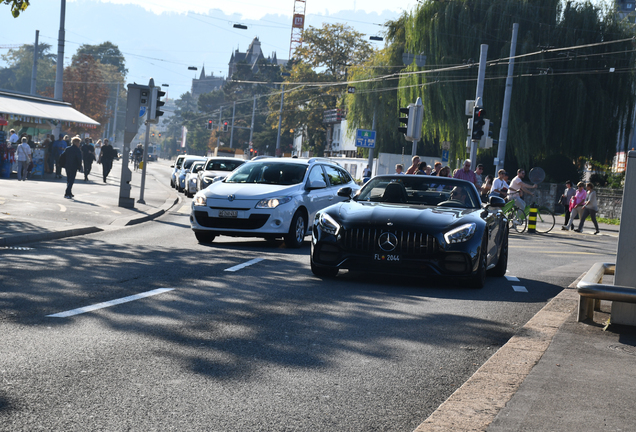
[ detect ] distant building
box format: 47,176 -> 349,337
617,0 -> 636,22
191,66 -> 225,98
228,37 -> 287,78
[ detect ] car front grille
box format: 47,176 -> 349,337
194,211 -> 269,229
340,227 -> 438,255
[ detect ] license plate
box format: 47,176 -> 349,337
219,210 -> 238,218
373,253 -> 401,262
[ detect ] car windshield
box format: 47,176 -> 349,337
191,162 -> 204,173
355,176 -> 481,208
183,159 -> 202,170
225,162 -> 307,185
205,159 -> 243,171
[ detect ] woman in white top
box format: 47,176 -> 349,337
575,182 -> 600,234
489,169 -> 509,199
16,137 -> 32,181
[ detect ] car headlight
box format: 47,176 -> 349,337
317,212 -> 341,235
255,196 -> 293,209
444,223 -> 476,244
194,195 -> 207,206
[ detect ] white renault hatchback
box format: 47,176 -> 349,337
190,158 -> 359,247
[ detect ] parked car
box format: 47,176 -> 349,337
170,155 -> 186,188
197,157 -> 245,191
310,175 -> 509,288
185,161 -> 206,198
176,156 -> 207,192
190,157 -> 360,248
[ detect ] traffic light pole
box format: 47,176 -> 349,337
230,101 -> 236,148
495,23 -> 519,175
470,45 -> 488,166
367,109 -> 376,175
276,84 -> 285,157
138,119 -> 151,204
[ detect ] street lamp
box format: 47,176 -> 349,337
233,24 -> 247,29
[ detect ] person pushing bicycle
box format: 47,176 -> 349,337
132,144 -> 144,169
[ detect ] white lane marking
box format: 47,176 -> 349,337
178,205 -> 190,214
47,288 -> 174,318
58,204 -> 66,212
505,276 -> 520,282
512,285 -> 528,293
224,258 -> 264,272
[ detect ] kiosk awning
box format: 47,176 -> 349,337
0,90 -> 100,127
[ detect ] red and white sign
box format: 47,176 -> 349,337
292,14 -> 305,28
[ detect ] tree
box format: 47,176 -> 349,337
346,13 -> 412,155
74,42 -> 128,77
63,54 -> 110,135
0,43 -> 56,94
3,0 -> 28,17
398,0 -> 635,170
294,23 -> 373,80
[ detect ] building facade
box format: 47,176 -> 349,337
191,66 -> 225,98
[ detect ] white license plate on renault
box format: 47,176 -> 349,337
219,210 -> 238,218
374,253 -> 400,262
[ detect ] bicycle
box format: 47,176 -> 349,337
503,200 -> 555,233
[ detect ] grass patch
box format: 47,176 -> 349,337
558,214 -> 620,225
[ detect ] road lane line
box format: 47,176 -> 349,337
505,276 -> 520,282
47,288 -> 174,318
58,204 -> 66,212
512,285 -> 528,293
224,258 -> 264,272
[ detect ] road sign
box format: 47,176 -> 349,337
442,141 -> 451,150
347,86 -> 356,94
442,149 -> 449,163
355,129 -> 376,148
139,106 -> 147,117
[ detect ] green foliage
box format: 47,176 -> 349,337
0,43 -> 56,94
74,42 -> 128,77
398,0 -> 636,169
536,153 -> 580,183
583,157 -> 625,189
2,0 -> 28,17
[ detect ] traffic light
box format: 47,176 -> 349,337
471,106 -> 486,141
223,121 -> 229,132
151,132 -> 155,137
158,133 -> 161,138
398,106 -> 410,135
148,86 -> 166,122
207,119 -> 213,130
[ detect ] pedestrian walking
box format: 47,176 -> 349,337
575,183 -> 600,234
16,137 -> 32,181
81,138 -> 96,181
416,161 -> 428,175
99,138 -> 116,183
563,182 -> 587,230
394,164 -> 404,175
405,155 -> 421,174
453,159 -> 480,189
560,181 -> 577,226
94,139 -> 102,163
41,134 -> 52,173
62,136 -> 83,199
474,164 -> 484,188
52,134 -> 68,178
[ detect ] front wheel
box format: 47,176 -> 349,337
508,209 -> 527,234
469,236 -> 488,288
535,208 -> 555,233
195,232 -> 216,244
284,211 -> 307,248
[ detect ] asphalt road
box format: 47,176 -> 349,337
0,170 -> 618,431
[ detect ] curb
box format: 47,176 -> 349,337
0,226 -> 103,247
412,276 -> 586,432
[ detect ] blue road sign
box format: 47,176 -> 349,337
442,149 -> 449,163
139,106 -> 147,117
355,129 -> 376,148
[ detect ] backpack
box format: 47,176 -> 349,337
58,148 -> 67,168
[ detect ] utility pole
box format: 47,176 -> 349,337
30,30 -> 39,95
249,95 -> 256,147
367,109 -> 376,175
216,106 -> 223,151
496,24 -> 519,174
230,101 -> 236,148
470,45 -> 488,165
53,0 -> 66,139
276,84 -> 285,157
112,82 -> 120,145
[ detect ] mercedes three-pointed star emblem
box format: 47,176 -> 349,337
378,232 -> 398,252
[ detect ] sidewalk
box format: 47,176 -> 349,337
0,158 -> 180,247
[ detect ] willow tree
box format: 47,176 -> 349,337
398,0 -> 635,170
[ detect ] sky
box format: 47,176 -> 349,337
1,0 -> 416,98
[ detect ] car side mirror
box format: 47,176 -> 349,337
488,196 -> 506,208
307,179 -> 327,190
170,164 -> 174,168
337,187 -> 352,198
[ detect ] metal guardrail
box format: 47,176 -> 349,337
576,262 -> 636,321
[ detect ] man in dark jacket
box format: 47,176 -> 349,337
63,136 -> 83,199
81,137 -> 96,181
52,134 -> 68,179
100,138 -> 117,183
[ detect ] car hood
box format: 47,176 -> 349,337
204,182 -> 300,200
200,170 -> 233,179
328,201 -> 484,231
